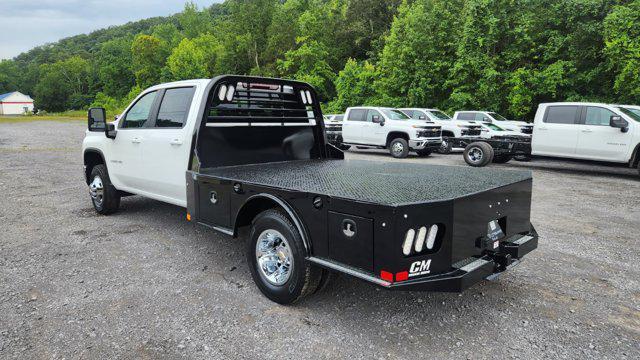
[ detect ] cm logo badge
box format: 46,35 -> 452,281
409,259 -> 431,277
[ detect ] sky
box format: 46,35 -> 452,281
0,0 -> 221,60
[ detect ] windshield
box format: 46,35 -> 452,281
429,110 -> 451,120
485,123 -> 505,131
382,109 -> 410,120
617,107 -> 640,123
487,112 -> 509,121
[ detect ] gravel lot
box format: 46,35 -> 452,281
1,120 -> 638,359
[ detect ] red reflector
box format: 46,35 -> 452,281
380,270 -> 393,282
395,271 -> 409,282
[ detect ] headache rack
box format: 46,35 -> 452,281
204,76 -> 321,128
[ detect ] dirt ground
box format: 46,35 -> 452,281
0,121 -> 638,359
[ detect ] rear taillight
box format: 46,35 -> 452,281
402,224 -> 442,256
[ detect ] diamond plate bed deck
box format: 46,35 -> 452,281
198,159 -> 532,206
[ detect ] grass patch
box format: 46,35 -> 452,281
0,115 -> 85,124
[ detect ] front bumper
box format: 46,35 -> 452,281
385,228 -> 538,292
410,138 -> 442,150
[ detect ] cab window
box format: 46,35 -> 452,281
347,109 -> 367,121
155,87 -> 196,128
474,113 -> 488,121
457,112 -> 475,121
544,106 -> 579,124
366,109 -> 383,122
121,91 -> 157,128
584,106 -> 615,126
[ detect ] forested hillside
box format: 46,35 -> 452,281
0,0 -> 638,120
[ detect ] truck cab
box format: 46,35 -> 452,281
341,106 -> 442,158
532,102 -> 640,167
453,111 -> 532,135
400,108 -> 483,154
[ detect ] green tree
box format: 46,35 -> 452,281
177,2 -> 213,38
0,60 -> 20,94
328,58 -> 379,112
95,37 -> 135,98
131,34 -> 168,88
34,56 -> 92,111
604,0 -> 640,104
166,34 -> 222,80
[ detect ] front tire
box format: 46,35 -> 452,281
389,138 -> 409,158
247,209 -> 321,304
436,138 -> 453,154
463,142 -> 494,167
89,164 -> 120,215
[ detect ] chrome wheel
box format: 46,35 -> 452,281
89,176 -> 104,206
255,229 -> 293,286
439,139 -> 449,152
468,147 -> 483,163
392,142 -> 404,155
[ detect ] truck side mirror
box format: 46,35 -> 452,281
88,107 -> 106,132
372,115 -> 384,125
105,123 -> 117,139
419,115 -> 427,120
610,115 -> 629,133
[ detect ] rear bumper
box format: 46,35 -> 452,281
385,228 -> 538,292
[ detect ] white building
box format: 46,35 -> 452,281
0,91 -> 34,115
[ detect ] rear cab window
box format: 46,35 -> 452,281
155,87 -> 196,128
544,106 -> 579,124
347,109 -> 367,121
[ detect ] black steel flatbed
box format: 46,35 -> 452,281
198,159 -> 531,206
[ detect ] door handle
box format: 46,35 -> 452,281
131,137 -> 142,143
538,127 -> 548,130
170,139 -> 183,146
581,129 -> 593,133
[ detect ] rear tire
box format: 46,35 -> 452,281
89,164 -> 120,215
463,142 -> 494,167
247,209 -> 321,304
416,149 -> 432,157
389,138 -> 409,158
436,138 -> 453,154
493,154 -> 513,164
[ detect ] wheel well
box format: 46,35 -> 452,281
234,197 -> 279,232
386,132 -> 409,147
441,130 -> 455,138
630,143 -> 640,167
84,150 -> 105,185
233,195 -> 311,254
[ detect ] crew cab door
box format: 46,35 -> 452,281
141,86 -> 197,206
532,105 -> 580,157
342,109 -> 371,144
109,90 -> 159,191
575,106 -> 630,162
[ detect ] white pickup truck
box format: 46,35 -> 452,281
341,106 -> 442,158
531,102 -> 640,172
453,111 -> 533,135
399,108 -> 482,154
81,75 -> 539,303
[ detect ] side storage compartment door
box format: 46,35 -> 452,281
197,180 -> 231,228
328,211 -> 373,272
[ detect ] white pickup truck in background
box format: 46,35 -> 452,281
341,107 -> 442,158
453,111 -> 533,135
399,108 -> 482,154
531,102 -> 640,171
